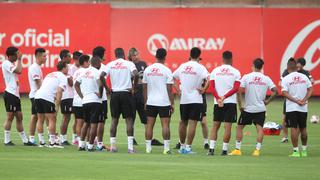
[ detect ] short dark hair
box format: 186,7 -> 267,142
287,57 -> 297,70
79,55 -> 90,66
253,58 -> 264,70
57,61 -> 67,71
222,51 -> 232,60
190,47 -> 201,59
92,46 -> 105,59
59,49 -> 70,60
6,46 -> 19,57
73,51 -> 83,60
35,48 -> 46,56
296,57 -> 306,66
114,48 -> 125,59
156,48 -> 167,61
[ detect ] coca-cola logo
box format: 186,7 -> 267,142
281,20 -> 320,85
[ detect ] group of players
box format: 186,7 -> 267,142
2,45 -> 313,157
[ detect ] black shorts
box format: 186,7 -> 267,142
213,103 -> 237,123
35,99 -> 55,114
146,105 -> 172,118
238,111 -> 266,127
101,100 -> 108,121
3,91 -> 21,112
285,111 -> 307,128
110,92 -> 134,119
73,106 -> 84,119
30,98 -> 37,115
133,93 -> 147,124
180,103 -> 203,121
83,103 -> 102,124
60,98 -> 73,114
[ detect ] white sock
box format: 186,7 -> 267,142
145,140 -> 152,151
79,141 -> 85,148
203,139 -> 209,145
302,145 -> 307,151
87,144 -> 93,150
38,133 -> 45,144
77,136 -> 81,142
180,143 -> 186,150
19,131 -> 28,143
128,136 -> 134,150
209,140 -> 216,149
222,142 -> 229,151
97,142 -> 103,148
110,137 -> 116,148
293,147 -> 299,151
49,134 -> 55,145
236,140 -> 241,150
60,134 -> 67,143
29,136 -> 35,143
72,134 -> 77,142
186,144 -> 191,151
4,130 -> 11,144
256,143 -> 262,150
164,140 -> 170,151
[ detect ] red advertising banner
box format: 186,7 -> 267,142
111,8 -> 262,78
0,3 -> 110,94
263,8 -> 320,94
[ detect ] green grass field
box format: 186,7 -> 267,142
0,95 -> 319,180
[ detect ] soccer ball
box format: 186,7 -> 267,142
310,115 -> 320,124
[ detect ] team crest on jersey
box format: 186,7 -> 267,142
182,66 -> 197,75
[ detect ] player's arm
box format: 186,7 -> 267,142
198,78 -> 210,94
97,80 -> 103,99
282,91 -> 300,105
100,71 -> 110,94
210,80 -> 220,100
74,81 -> 83,99
237,87 -> 244,111
55,87 -> 63,113
132,69 -> 139,94
67,76 -> 73,86
143,83 -> 147,110
13,51 -> 23,74
301,86 -> 313,105
167,84 -> 174,113
35,79 -> 42,89
264,87 -> 278,105
221,81 -> 241,101
173,79 -> 181,96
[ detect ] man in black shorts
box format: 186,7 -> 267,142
75,56 -> 103,151
100,48 -> 138,153
281,58 -> 313,157
128,47 -> 163,146
229,58 -> 278,156
2,46 -> 33,146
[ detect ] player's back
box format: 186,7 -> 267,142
78,66 -> 101,104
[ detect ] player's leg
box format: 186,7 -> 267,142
299,112 -> 308,157
28,98 -> 38,144
281,101 -> 289,143
60,108 -> 71,145
4,111 -> 15,145
145,116 -> 156,153
72,113 -> 77,145
222,122 -> 232,155
121,92 -> 135,153
96,101 -> 107,150
109,93 -> 120,152
201,116 -> 209,149
178,104 -> 188,152
208,104 -> 222,155
37,113 -> 46,146
159,106 -> 172,154
47,112 -> 58,147
184,104 -> 202,154
287,112 -> 300,157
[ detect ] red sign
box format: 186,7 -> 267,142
0,3 -> 110,94
263,8 -> 320,94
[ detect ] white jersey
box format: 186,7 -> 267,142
100,63 -> 107,101
76,66 -> 102,104
35,71 -> 68,103
281,72 -> 312,112
240,72 -> 276,113
72,67 -> 84,107
2,60 -> 20,98
102,58 -> 136,92
173,61 -> 209,104
142,63 -> 173,106
210,64 -> 241,104
62,64 -> 78,100
28,63 -> 43,99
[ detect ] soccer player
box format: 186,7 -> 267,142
208,51 -> 241,156
280,57 -> 314,143
59,49 -> 74,145
281,58 -> 313,157
35,61 -> 68,148
92,46 -> 108,151
128,47 -> 163,146
72,54 -> 88,146
75,56 -> 103,151
229,58 -> 278,156
173,47 -> 209,154
28,48 -> 47,145
2,46 -> 33,146
100,48 -> 138,153
143,48 -> 174,154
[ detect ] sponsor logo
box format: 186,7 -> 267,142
281,20 -> 320,84
182,66 -> 197,75
147,33 -> 225,56
112,62 -> 127,70
289,76 -> 306,85
147,67 -> 163,76
249,76 -> 266,85
216,68 -> 234,76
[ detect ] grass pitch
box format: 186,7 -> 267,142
0,95 -> 319,180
